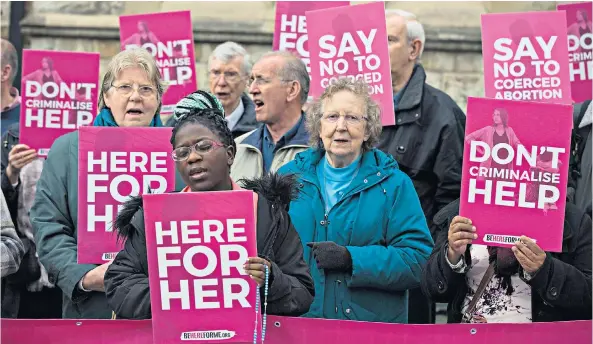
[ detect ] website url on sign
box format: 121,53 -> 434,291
180,330 -> 236,341
483,234 -> 536,245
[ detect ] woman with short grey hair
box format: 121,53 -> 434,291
30,48 -> 166,319
279,78 -> 434,323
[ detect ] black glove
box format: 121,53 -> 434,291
307,241 -> 352,272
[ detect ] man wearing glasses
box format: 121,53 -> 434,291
167,41 -> 258,139
230,51 -> 310,182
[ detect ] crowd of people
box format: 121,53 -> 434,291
1,9 -> 591,326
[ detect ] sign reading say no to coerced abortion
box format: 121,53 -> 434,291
306,2 -> 394,126
481,11 -> 572,104
19,50 -> 100,156
119,11 -> 197,115
77,127 -> 176,264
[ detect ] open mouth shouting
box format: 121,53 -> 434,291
253,99 -> 265,111
126,108 -> 144,116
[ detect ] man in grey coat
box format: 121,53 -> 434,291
569,100 -> 592,217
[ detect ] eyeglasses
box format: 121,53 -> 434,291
247,76 -> 292,87
171,139 -> 225,161
322,113 -> 367,125
112,83 -> 156,98
209,70 -> 243,83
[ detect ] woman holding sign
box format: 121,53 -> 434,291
30,48 -> 166,319
278,78 -> 434,324
104,91 -> 314,320
421,199 -> 592,323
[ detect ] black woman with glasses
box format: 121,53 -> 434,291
104,90 -> 314,320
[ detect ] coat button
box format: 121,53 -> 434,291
549,287 -> 558,297
363,179 -> 368,184
298,183 -> 304,188
397,118 -> 402,123
320,220 -> 326,226
437,281 -> 445,291
345,308 -> 351,314
377,172 -> 381,176
414,113 -> 419,118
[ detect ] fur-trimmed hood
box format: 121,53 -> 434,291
115,172 -> 299,242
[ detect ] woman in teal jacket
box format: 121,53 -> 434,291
278,79 -> 434,323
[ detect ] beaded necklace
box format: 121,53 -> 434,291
253,265 -> 269,344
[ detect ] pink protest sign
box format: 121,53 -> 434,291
558,2 -> 593,103
2,319 -> 592,344
119,11 -> 197,115
460,97 -> 572,252
143,191 -> 258,343
273,1 -> 350,75
77,127 -> 176,264
481,11 -> 572,104
19,50 -> 99,156
306,2 -> 395,126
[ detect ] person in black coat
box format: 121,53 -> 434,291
421,198 -> 592,323
104,91 -> 314,319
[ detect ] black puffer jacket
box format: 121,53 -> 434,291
421,199 -> 592,323
104,173 -> 315,319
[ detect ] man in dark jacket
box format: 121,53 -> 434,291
568,100 -> 591,218
380,10 -> 466,324
166,41 -> 258,138
421,198 -> 592,323
1,39 -> 20,135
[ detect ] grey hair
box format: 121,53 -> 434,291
385,9 -> 426,60
259,51 -> 310,105
98,48 -> 167,112
306,78 -> 382,152
1,39 -> 18,83
208,41 -> 252,76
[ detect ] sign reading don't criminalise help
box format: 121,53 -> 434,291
19,50 -> 100,156
459,97 -> 572,252
143,191 -> 259,343
77,127 -> 176,264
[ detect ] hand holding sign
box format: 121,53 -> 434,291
243,257 -> 272,287
6,144 -> 38,184
447,216 -> 477,264
81,260 -> 114,292
512,236 -> 546,274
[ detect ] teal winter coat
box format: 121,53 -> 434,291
278,148 -> 434,323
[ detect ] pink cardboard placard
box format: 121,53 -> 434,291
19,49 -> 100,156
306,2 -> 395,126
77,126 -> 176,264
557,2 -> 593,103
119,11 -> 197,114
273,1 -> 350,76
459,97 -> 572,252
143,191 -> 259,343
2,319 -> 592,344
481,11 -> 572,104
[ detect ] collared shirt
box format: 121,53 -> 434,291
262,115 -> 304,173
2,87 -> 21,113
225,98 -> 245,132
1,87 -> 21,135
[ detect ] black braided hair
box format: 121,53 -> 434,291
170,90 -> 236,153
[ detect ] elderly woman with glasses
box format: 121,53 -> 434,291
29,48 -> 166,319
278,78 -> 434,324
103,90 -> 314,320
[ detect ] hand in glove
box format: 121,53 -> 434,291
307,241 -> 352,272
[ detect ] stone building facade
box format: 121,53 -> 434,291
2,1 -> 572,113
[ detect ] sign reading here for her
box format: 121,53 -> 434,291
77,127 -> 176,264
143,191 -> 258,344
460,97 -> 572,252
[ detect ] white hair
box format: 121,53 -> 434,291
208,41 -> 252,76
385,9 -> 426,61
